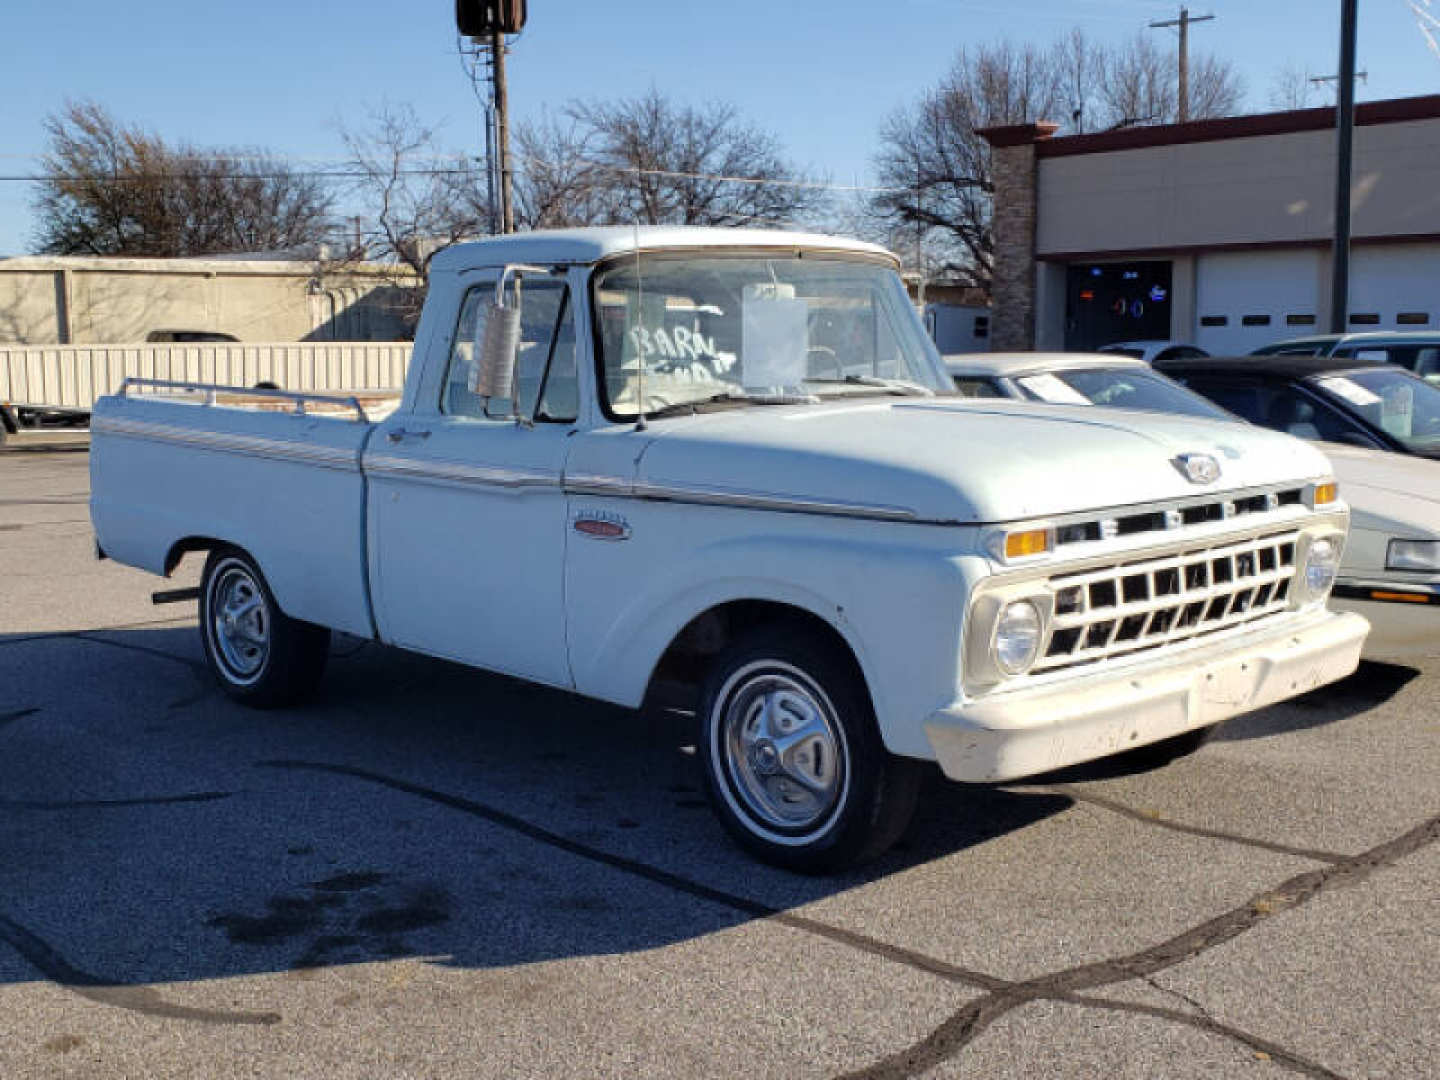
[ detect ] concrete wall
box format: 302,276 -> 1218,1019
0,257 -> 417,345
1035,118 -> 1440,257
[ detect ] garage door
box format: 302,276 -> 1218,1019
1195,251 -> 1323,355
1348,245 -> 1440,331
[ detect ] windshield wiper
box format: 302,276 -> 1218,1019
810,375 -> 936,397
643,390 -> 817,421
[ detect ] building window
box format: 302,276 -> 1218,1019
1286,314 -> 1316,326
1200,316 -> 1228,327
973,315 -> 989,340
1397,312 -> 1430,326
1349,313 -> 1380,325
1241,315 -> 1271,327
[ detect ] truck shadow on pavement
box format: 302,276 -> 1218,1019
1,626 -> 1064,997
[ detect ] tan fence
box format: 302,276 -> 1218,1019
0,342 -> 413,412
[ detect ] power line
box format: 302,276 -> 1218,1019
0,160 -> 910,196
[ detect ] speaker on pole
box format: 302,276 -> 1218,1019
456,0 -> 527,36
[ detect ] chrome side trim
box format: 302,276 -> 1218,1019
563,472 -> 923,523
365,453 -> 561,492
92,415 -> 360,472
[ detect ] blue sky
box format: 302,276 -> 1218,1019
1,0 -> 1437,255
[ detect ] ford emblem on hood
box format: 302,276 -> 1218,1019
1173,453 -> 1222,485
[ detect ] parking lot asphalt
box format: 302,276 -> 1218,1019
1,436 -> 1437,1079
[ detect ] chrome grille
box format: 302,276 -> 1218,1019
1037,530 -> 1299,672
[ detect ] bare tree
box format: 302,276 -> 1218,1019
563,88 -> 825,228
510,113 -> 611,229
1268,64 -> 1319,111
872,42 -> 1062,291
1096,33 -> 1177,128
872,32 -> 1246,297
33,101 -> 332,257
339,102 -> 487,279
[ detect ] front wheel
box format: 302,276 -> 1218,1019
199,548 -> 329,708
698,626 -> 921,873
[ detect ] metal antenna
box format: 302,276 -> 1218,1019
633,214 -> 648,431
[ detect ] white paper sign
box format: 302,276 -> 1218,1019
1017,373 -> 1094,405
741,297 -> 808,389
1317,376 -> 1382,408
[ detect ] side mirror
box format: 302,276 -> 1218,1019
472,263 -> 549,415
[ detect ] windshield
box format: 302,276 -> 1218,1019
1014,367 -> 1234,420
1309,369 -> 1440,453
591,253 -> 951,418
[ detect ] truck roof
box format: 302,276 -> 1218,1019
428,226 -> 896,271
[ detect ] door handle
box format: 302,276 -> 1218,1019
385,427 -> 432,443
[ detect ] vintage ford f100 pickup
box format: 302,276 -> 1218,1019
90,228 -> 1368,871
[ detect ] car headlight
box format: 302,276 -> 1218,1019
1303,536 -> 1341,597
1387,539 -> 1440,572
993,600 -> 1043,674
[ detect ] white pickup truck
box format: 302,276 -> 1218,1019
90,227 -> 1368,872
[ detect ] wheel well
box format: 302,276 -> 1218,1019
164,536 -> 228,576
644,600 -> 865,714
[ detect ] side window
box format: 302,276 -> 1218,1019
442,279 -> 577,423
1260,386 -> 1372,443
951,376 -> 1004,398
1181,380 -> 1263,423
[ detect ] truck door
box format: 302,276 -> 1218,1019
364,273 -> 579,687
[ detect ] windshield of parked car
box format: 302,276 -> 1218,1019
1013,366 -> 1234,420
591,253 -> 951,419
1309,368 -> 1440,453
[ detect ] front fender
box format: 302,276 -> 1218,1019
564,502 -> 982,758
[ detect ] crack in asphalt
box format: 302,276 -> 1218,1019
0,913 -> 280,1026
1,791 -> 233,811
839,811 -> 1440,1079
1064,993 -> 1347,1079
0,707 -> 40,731
1046,784 -> 1349,865
0,615 -> 196,650
258,760 -> 1010,992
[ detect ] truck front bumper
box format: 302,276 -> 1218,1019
925,610 -> 1369,782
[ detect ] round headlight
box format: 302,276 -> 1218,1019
994,600 -> 1043,675
1304,536 -> 1340,597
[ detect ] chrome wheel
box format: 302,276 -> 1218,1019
712,661 -> 849,840
207,559 -> 270,684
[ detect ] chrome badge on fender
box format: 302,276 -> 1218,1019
1173,452 -> 1221,485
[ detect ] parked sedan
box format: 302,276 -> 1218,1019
1251,330 -> 1440,382
944,352 -> 1440,658
1154,354 -> 1440,460
1098,340 -> 1209,364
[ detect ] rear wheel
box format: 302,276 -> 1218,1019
199,548 -> 329,707
698,626 -> 921,873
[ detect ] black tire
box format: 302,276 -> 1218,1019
199,548 -> 330,708
698,625 -> 922,874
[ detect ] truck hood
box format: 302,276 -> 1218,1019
624,399 -> 1333,523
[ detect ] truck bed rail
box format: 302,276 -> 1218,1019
119,377 -> 375,422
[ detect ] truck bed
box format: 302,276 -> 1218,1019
90,381 -> 383,637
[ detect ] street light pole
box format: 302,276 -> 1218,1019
1330,0 -> 1359,334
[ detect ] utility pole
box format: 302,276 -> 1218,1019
1150,7 -> 1216,122
490,28 -> 514,234
456,1 -> 523,235
1330,0 -> 1360,333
